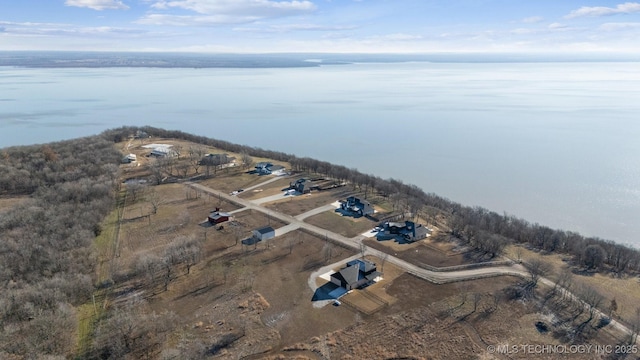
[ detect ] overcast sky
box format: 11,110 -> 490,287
1,0 -> 640,53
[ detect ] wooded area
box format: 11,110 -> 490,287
0,136 -> 122,358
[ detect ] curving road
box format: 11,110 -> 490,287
185,180 -> 639,343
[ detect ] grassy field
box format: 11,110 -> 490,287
74,190 -> 125,357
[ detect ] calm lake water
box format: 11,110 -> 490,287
1,62 -> 639,245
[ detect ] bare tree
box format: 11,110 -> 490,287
147,188 -> 164,215
188,146 -> 205,174
322,242 -> 333,262
525,259 -> 551,287
126,182 -> 146,203
514,246 -> 523,263
288,237 -> 295,255
554,269 -> 574,300
240,152 -> 253,170
359,241 -> 367,259
136,253 -> 162,289
576,285 -> 603,332
149,159 -> 166,185
380,252 -> 389,273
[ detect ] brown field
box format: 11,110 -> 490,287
277,272 -> 621,360
364,238 -> 469,268
305,211 -> 378,238
264,187 -> 354,216
238,176 -> 295,200
199,170 -> 270,194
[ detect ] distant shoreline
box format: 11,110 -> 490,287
1,51 -> 639,69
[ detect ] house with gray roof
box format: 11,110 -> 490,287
381,220 -> 430,242
330,259 -> 381,290
290,178 -> 314,194
340,196 -> 374,217
255,162 -> 285,175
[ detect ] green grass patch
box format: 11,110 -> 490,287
74,190 -> 125,357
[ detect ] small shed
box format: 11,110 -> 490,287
121,154 -> 137,163
208,208 -> 231,224
253,226 -> 275,241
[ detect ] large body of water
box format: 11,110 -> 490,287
1,62 -> 639,245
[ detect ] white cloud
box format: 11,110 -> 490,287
380,33 -> 423,41
234,23 -> 357,32
522,16 -> 544,24
565,2 -> 640,19
64,0 -> 129,10
141,0 -> 316,26
0,21 -> 148,37
548,23 -> 568,29
149,0 -> 315,16
136,14 -> 260,26
599,22 -> 640,30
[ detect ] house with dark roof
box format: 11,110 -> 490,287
289,178 -> 314,194
255,162 -> 285,175
208,208 -> 231,224
252,226 -> 275,241
200,153 -> 234,167
340,196 -> 374,217
330,259 -> 382,291
380,220 -> 430,242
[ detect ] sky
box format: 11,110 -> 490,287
1,0 -> 640,53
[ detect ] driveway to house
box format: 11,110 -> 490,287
308,254 -> 361,308
241,175 -> 288,193
251,192 -> 292,205
185,181 -> 638,342
295,203 -> 340,221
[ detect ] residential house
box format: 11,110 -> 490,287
330,259 -> 382,290
200,153 -> 234,167
381,220 -> 430,242
340,196 -> 374,217
149,145 -> 178,158
255,162 -> 285,175
253,226 -> 275,241
289,178 -> 314,194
